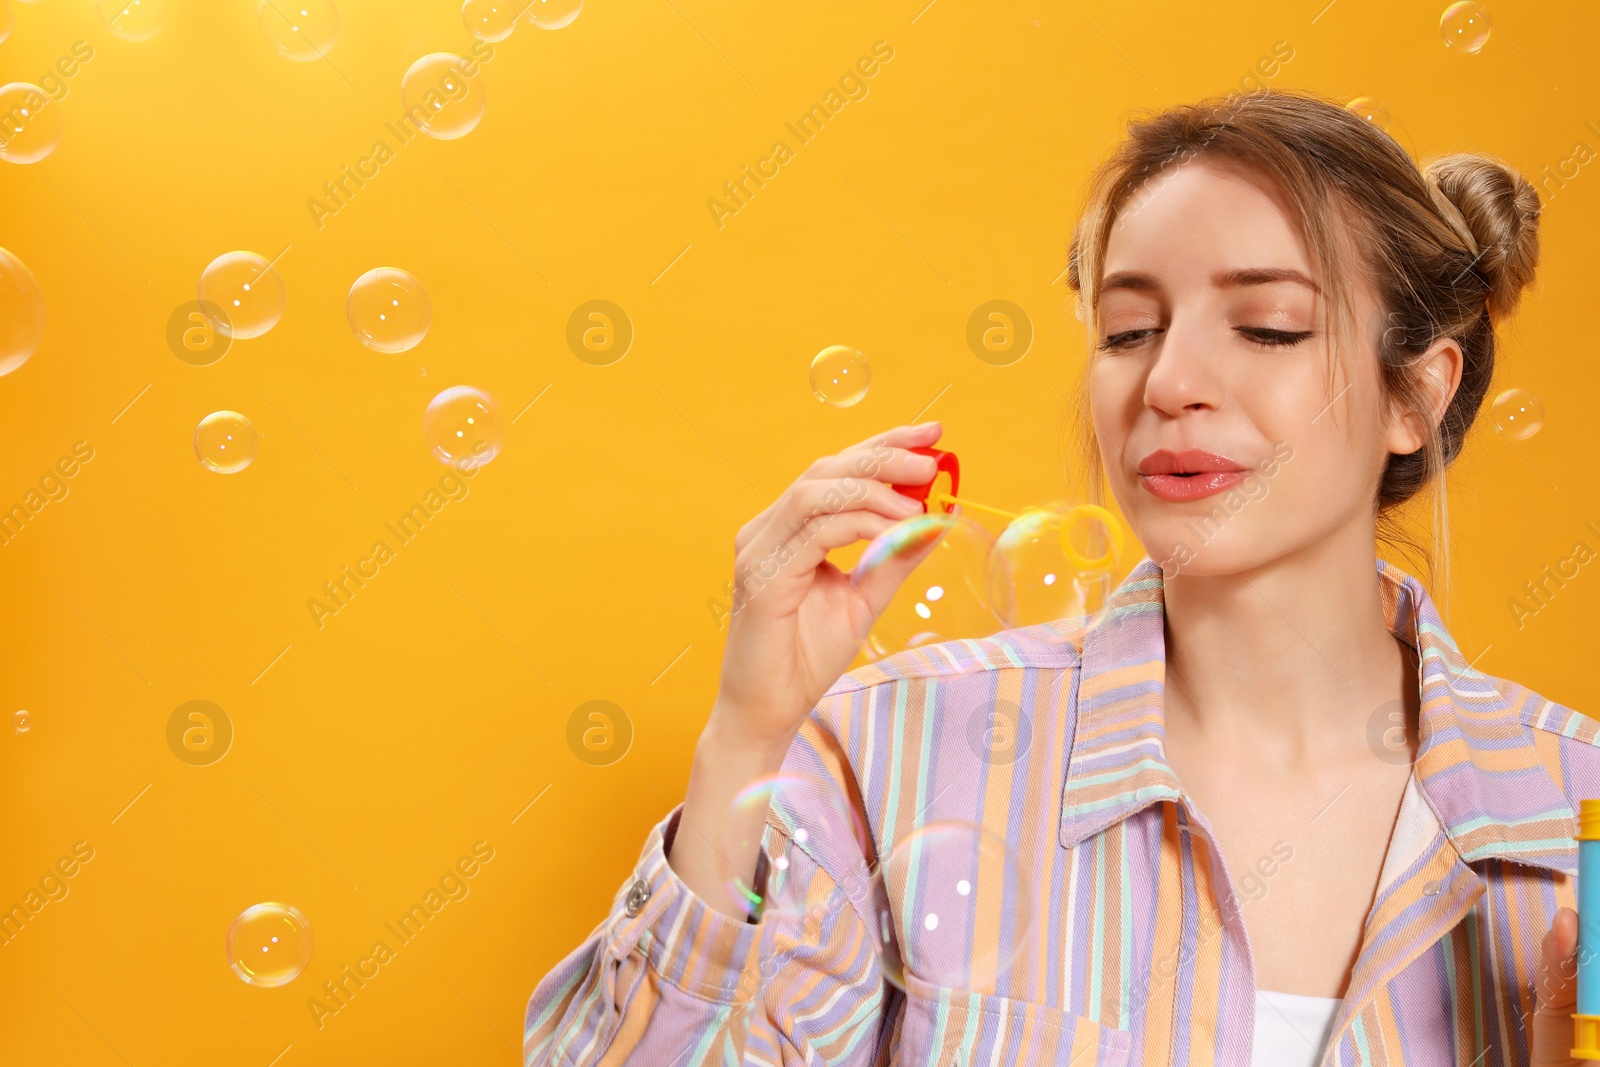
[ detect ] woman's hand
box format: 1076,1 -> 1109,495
667,421 -> 947,918
707,419 -> 945,751
1532,906 -> 1583,1066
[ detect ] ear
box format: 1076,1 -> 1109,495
1384,336 -> 1463,457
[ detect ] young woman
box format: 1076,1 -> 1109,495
524,88 -> 1593,1066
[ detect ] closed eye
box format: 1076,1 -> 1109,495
1096,328 -> 1160,352
1238,327 -> 1313,348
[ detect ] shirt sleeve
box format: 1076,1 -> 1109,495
523,736 -> 890,1065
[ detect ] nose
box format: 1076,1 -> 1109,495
1141,312 -> 1226,418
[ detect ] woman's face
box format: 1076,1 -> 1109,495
1088,158 -> 1440,579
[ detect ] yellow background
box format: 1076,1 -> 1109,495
1,0 -> 1597,1063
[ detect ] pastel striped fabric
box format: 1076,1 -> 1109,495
524,556 -> 1600,1065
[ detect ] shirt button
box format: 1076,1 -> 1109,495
624,878 -> 650,917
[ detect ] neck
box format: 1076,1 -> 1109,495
1157,523 -> 1417,761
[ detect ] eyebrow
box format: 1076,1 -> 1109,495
1099,267 -> 1321,297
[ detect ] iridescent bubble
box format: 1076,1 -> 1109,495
424,386 -> 502,469
988,502 -> 1124,628
14,710 -> 29,734
870,820 -> 1036,993
96,0 -> 165,41
462,0 -> 519,41
0,83 -> 63,164
810,345 -> 870,407
1346,96 -> 1390,132
717,773 -> 869,922
0,246 -> 44,377
524,0 -> 582,29
227,903 -> 313,987
198,251 -> 286,340
857,512 -> 1012,661
400,53 -> 487,141
259,0 -> 340,61
347,268 -> 431,353
1440,1 -> 1491,53
194,411 -> 260,474
1491,388 -> 1543,440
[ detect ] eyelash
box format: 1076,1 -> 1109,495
1095,327 -> 1314,352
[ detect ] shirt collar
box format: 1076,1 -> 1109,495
1057,555 -> 1578,876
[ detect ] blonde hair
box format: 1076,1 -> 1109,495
1061,87 -> 1541,600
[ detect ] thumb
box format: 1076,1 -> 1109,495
1531,905 -> 1581,1066
845,514 -> 947,623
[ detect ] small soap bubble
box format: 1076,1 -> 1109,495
857,513 -> 1012,661
14,710 -> 29,734
989,502 -> 1123,628
227,903 -> 313,987
1440,1 -> 1491,53
0,245 -> 44,377
259,0 -> 340,61
810,345 -> 870,407
870,821 -> 1036,993
97,0 -> 165,41
0,83 -> 63,164
400,53 -> 486,141
462,0 -> 519,41
718,773 -> 868,922
347,268 -> 431,353
194,411 -> 260,474
424,386 -> 502,469
524,0 -> 582,29
198,251 -> 286,340
1346,96 -> 1390,132
1491,388 -> 1543,440
0,3 -> 11,47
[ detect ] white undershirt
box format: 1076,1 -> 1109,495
1252,988 -> 1342,1067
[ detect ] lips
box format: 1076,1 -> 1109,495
1136,448 -> 1250,502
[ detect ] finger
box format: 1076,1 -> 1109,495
734,423 -> 942,555
807,445 -> 940,491
845,512 -> 950,618
1536,907 -> 1580,1011
747,477 -> 924,564
776,509 -> 901,577
846,420 -> 943,456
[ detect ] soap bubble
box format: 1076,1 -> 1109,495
97,0 -> 165,40
857,512 -> 1012,661
0,4 -> 10,46
1491,388 -> 1543,440
524,0 -> 582,29
14,710 -> 29,734
0,246 -> 44,377
0,83 -> 63,164
1346,96 -> 1390,132
870,821 -> 1035,994
1440,2 -> 1490,53
259,0 -> 340,62
462,0 -> 519,40
810,345 -> 870,407
718,773 -> 869,922
400,53 -> 486,141
198,251 -> 286,340
194,411 -> 260,474
347,268 -> 431,353
227,903 -> 313,987
988,503 -> 1124,628
424,386 -> 502,470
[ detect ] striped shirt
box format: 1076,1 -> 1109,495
524,555 -> 1598,1065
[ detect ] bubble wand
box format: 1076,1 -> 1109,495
889,446 -> 1126,573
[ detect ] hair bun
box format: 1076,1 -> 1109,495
1422,153 -> 1541,321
